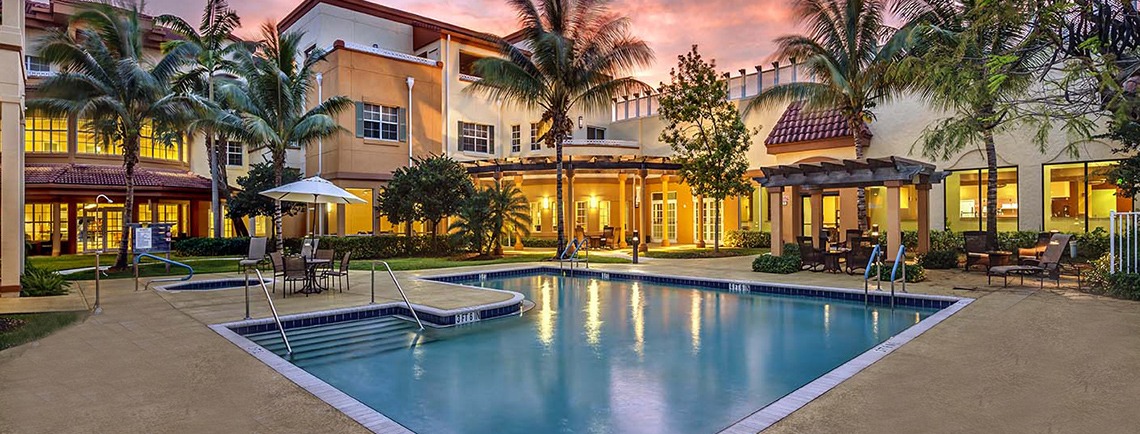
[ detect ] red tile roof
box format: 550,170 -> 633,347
23,163 -> 212,190
765,101 -> 870,146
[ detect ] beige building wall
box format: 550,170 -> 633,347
0,0 -> 25,294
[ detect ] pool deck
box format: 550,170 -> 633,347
2,256 -> 1140,433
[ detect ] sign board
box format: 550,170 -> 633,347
130,223 -> 173,254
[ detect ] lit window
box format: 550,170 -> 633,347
530,123 -> 541,150
587,126 -> 606,140
24,204 -> 54,242
460,121 -> 494,154
24,111 -> 68,153
510,125 -> 521,153
226,142 -> 243,166
362,103 -> 399,141
944,167 -> 1018,233
138,122 -> 183,161
1045,161 -> 1134,233
598,200 -> 611,228
575,201 -> 588,231
140,203 -> 186,236
531,202 -> 542,232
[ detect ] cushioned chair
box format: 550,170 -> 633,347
797,236 -> 824,271
844,229 -> 863,248
988,233 -> 1072,287
1018,232 -> 1053,264
600,226 -> 614,249
963,231 -> 989,271
845,236 -> 877,275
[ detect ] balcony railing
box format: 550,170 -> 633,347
458,73 -> 482,82
564,139 -> 639,148
340,41 -> 439,67
27,70 -> 55,78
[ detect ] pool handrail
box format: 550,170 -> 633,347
134,253 -> 193,291
252,268 -> 293,355
558,238 -> 589,270
863,244 -> 882,303
889,245 -> 907,307
372,261 -> 425,330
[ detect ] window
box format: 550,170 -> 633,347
458,52 -> 484,77
944,167 -> 1018,232
140,203 -> 186,237
76,119 -> 115,155
226,142 -> 243,166
510,125 -> 521,153
362,103 -> 399,141
24,111 -> 68,153
598,200 -> 611,228
25,56 -> 50,74
24,204 -> 54,242
575,201 -> 588,231
208,208 -> 236,238
1045,161 -> 1134,232
530,123 -> 542,150
138,122 -> 183,161
531,202 -> 543,232
587,126 -> 606,140
460,121 -> 494,154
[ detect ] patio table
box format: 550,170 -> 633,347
301,258 -> 331,294
822,248 -> 850,274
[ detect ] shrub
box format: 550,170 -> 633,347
176,235 -> 464,259
869,262 -> 926,283
930,230 -> 961,252
172,237 -> 251,256
918,250 -> 959,269
20,263 -> 71,297
752,243 -> 802,274
1083,255 -> 1140,300
520,237 -> 560,248
997,231 -> 1042,252
725,230 -> 771,248
1074,227 -> 1109,261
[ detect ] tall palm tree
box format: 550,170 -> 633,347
487,182 -> 532,256
157,0 -> 247,237
744,0 -> 916,231
467,0 -> 654,254
219,23 -> 352,252
31,2 -> 198,269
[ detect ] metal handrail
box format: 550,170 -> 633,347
373,262 -> 425,330
889,245 -> 907,307
863,244 -> 881,303
559,238 -> 589,270
252,269 -> 292,355
134,253 -> 194,291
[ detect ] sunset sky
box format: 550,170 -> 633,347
147,0 -> 800,84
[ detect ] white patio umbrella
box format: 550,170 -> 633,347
260,176 -> 367,236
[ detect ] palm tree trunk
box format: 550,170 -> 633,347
273,152 -> 285,253
852,119 -> 869,232
214,137 -> 248,236
555,138 -> 565,255
113,136 -> 139,270
714,199 -> 721,253
209,78 -> 221,238
984,127 -> 999,251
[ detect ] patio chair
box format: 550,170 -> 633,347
314,248 -> 335,286
268,252 -> 285,293
282,256 -> 308,297
963,231 -> 989,271
797,236 -> 824,271
844,229 -> 863,248
322,251 -> 352,292
1018,232 -> 1053,264
238,237 -> 267,273
988,233 -> 1073,288
300,238 -> 319,260
600,226 -> 614,249
845,236 -> 876,275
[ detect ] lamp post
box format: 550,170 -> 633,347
632,230 -> 640,264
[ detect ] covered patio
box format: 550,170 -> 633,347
755,156 -> 945,260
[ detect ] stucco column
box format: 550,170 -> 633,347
51,203 -> 62,257
336,204 -> 346,236
917,184 -> 931,254
885,180 -> 903,261
810,189 -> 824,247
1,101 -> 24,295
639,169 -> 649,252
617,173 -> 627,248
696,195 -> 706,248
661,175 -> 671,247
788,185 -> 803,241
514,174 -> 525,250
768,187 -> 784,256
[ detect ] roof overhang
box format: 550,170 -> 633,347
754,157 -> 946,189
465,156 -> 680,175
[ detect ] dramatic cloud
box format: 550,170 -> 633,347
147,0 -> 799,83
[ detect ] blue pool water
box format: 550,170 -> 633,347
247,273 -> 940,433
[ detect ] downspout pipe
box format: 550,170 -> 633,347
407,76 -> 415,167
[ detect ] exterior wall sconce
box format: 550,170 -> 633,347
578,115 -> 583,129
542,196 -> 550,210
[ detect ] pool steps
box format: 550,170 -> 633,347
245,317 -> 431,365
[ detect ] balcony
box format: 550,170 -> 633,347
338,41 -> 439,67
564,139 -> 639,149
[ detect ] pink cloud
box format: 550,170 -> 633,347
146,0 -> 799,83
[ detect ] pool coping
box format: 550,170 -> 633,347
155,277 -> 273,293
214,266 -> 973,434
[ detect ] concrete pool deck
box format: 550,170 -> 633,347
2,257 -> 1139,433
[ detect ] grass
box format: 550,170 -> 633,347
641,247 -> 769,259
0,311 -> 86,351
350,253 -> 630,271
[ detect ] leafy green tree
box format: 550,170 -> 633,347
157,0 -> 248,237
486,182 -> 532,256
745,0 -> 917,231
376,165 -> 422,242
467,0 -> 654,253
228,162 -> 305,236
902,0 -> 1051,249
414,156 -> 475,236
219,23 -> 353,252
31,2 -> 198,269
658,46 -> 755,252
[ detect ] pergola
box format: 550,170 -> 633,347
754,156 -> 945,259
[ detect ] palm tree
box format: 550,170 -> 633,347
156,0 -> 247,237
31,2 -> 198,269
450,189 -> 494,255
487,182 -> 532,256
467,0 -> 654,254
219,23 -> 353,252
744,0 -> 916,231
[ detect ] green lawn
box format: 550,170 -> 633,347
640,247 -> 768,259
350,253 -> 630,271
0,311 -> 86,351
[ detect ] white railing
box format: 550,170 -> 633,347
458,73 -> 482,82
340,41 -> 438,67
1110,211 -> 1140,274
563,139 -> 639,148
27,70 -> 56,78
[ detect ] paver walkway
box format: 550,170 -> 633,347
2,257 -> 1140,434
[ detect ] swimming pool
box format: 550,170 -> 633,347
225,268 -> 968,433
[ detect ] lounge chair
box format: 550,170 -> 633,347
988,233 -> 1073,287
239,237 -> 267,273
963,231 -> 989,271
1018,232 -> 1053,264
797,236 -> 824,271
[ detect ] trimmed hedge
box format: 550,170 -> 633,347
172,237 -> 251,257
752,243 -> 802,274
175,235 -> 464,259
726,230 -> 771,248
869,262 -> 926,283
918,250 -> 959,269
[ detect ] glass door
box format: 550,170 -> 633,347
651,193 -> 663,242
79,205 -> 123,253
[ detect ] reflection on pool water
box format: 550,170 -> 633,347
259,274 -> 939,434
